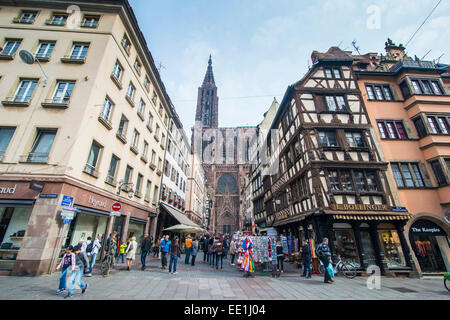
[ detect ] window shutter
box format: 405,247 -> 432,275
418,162 -> 433,187
313,95 -> 326,113
403,120 -> 415,139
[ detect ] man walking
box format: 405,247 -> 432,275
65,245 -> 89,299
185,235 -> 192,264
160,235 -> 171,269
301,239 -> 312,278
191,238 -> 198,266
86,234 -> 102,276
316,237 -> 333,284
140,234 -> 152,270
203,235 -> 209,262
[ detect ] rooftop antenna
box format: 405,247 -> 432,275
157,61 -> 166,73
337,40 -> 343,48
434,53 -> 445,64
307,58 -> 311,70
352,40 -> 361,55
421,49 -> 432,60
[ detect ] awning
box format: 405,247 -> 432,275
272,214 -> 310,227
160,203 -> 199,227
75,205 -> 110,217
326,210 -> 411,221
0,199 -> 35,207
130,217 -> 147,224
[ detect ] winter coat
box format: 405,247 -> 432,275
126,240 -> 138,260
301,244 -> 312,262
141,237 -> 152,253
229,240 -> 236,255
191,241 -> 198,256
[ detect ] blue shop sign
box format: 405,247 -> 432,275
61,195 -> 74,207
39,194 -> 58,199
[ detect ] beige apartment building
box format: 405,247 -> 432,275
185,152 -> 207,229
0,0 -> 174,275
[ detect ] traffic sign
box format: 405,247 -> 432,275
61,195 -> 74,207
111,202 -> 122,212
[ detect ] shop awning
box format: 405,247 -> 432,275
75,205 -> 109,217
160,203 -> 199,227
327,210 -> 411,221
0,199 -> 35,207
272,214 -> 309,227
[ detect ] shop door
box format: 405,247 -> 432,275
411,235 -> 447,273
113,216 -> 125,244
0,208 -> 14,244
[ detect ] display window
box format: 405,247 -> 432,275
127,221 -> 145,252
0,207 -> 32,264
378,226 -> 406,268
359,228 -> 377,267
332,224 -> 360,266
412,235 -> 448,272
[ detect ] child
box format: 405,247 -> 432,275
117,241 -> 127,264
56,245 -> 75,294
65,245 -> 88,299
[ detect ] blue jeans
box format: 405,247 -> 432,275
68,268 -> 86,295
302,260 -> 312,277
216,254 -> 223,269
141,252 -> 148,267
116,253 -> 124,263
58,267 -> 69,290
185,248 -> 191,264
169,254 -> 178,273
88,253 -> 97,274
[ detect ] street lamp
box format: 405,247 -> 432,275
19,50 -> 49,87
117,179 -> 135,199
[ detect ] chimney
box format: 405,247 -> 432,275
384,38 -> 406,61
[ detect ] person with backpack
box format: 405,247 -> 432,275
65,245 -> 89,298
86,234 -> 102,277
169,237 -> 181,274
209,238 -> 217,268
56,245 -> 75,295
160,235 -> 171,269
81,237 -> 91,274
301,239 -> 312,278
215,238 -> 224,269
315,237 -> 334,284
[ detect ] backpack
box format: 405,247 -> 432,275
86,241 -> 94,254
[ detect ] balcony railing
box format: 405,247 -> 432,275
0,52 -> 15,60
2,96 -> 31,107
41,97 -> 70,109
13,17 -> 35,24
83,164 -> 99,178
61,55 -> 86,64
20,153 -> 49,163
45,18 -> 66,26
105,175 -> 117,186
34,53 -> 51,61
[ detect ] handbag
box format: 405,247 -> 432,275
326,262 -> 334,279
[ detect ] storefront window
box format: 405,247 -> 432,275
359,229 -> 377,267
378,227 -> 406,268
0,207 -> 32,263
332,224 -> 360,266
127,221 -> 145,252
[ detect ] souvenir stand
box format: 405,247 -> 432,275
234,233 -> 275,273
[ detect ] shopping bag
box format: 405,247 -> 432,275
326,263 -> 334,279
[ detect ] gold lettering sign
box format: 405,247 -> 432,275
330,203 -> 389,211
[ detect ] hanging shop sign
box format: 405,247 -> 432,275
410,220 -> 445,236
330,204 -> 390,211
29,180 -> 45,192
0,184 -> 17,194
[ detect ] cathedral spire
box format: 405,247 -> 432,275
194,55 -> 219,129
203,54 -> 215,86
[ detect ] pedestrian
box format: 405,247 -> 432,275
169,237 -> 181,274
80,237 -> 91,274
148,236 -> 153,256
216,238 -> 224,269
56,245 -> 75,294
140,234 -> 152,270
229,238 -> 236,266
276,241 -> 284,273
86,234 -> 102,276
191,238 -> 198,266
104,232 -> 117,268
185,235 -> 192,264
301,239 -> 312,278
125,236 -> 138,271
223,236 -> 229,260
160,234 -> 171,269
315,237 -> 333,284
117,241 -> 127,264
153,238 -> 160,258
65,245 -> 89,298
203,236 -> 209,262
210,238 -> 217,267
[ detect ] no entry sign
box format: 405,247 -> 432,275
111,202 -> 122,216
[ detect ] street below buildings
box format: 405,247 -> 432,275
0,255 -> 448,300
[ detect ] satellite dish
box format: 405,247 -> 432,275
19,50 -> 35,65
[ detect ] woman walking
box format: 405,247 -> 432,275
169,237 -> 180,274
191,238 -> 198,266
125,236 -> 138,271
229,238 -> 236,266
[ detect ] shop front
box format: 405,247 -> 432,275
408,218 -> 450,274
127,218 -> 147,252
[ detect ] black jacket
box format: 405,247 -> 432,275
141,238 -> 152,253
316,242 -> 331,260
301,244 -> 312,262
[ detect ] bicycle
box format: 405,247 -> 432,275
319,255 -> 358,279
445,274 -> 450,292
101,253 -> 115,277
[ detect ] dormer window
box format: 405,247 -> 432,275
324,67 -> 342,79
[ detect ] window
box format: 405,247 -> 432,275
430,160 -> 447,186
35,42 -> 55,59
427,115 -> 450,134
1,40 -> 21,56
345,132 -> 365,148
411,78 -> 444,95
325,95 -> 347,112
70,43 -> 89,60
134,59 -> 141,74
100,97 -> 114,121
413,117 -> 427,139
51,81 -> 75,104
85,141 -> 102,176
136,174 -> 143,196
144,180 -> 151,202
161,133 -> 166,147
112,61 -> 123,81
144,76 -> 150,91
324,67 -> 341,79
365,84 -> 393,101
164,113 -> 168,127
13,79 -> 37,103
318,131 -> 337,147
106,155 -> 119,184
121,34 -> 131,54
151,150 -> 156,165
147,112 -> 154,129
152,186 -> 159,205
49,13 -> 67,26
28,129 -> 57,163
159,104 -> 163,116
158,158 -> 162,171
124,165 -> 133,184
16,11 -> 37,24
117,115 -> 128,137
81,15 -> 99,28
377,120 -> 408,139
142,141 -> 148,158
138,99 -> 145,115
155,124 -> 160,136
0,128 -> 15,161
152,90 -> 157,105
131,129 -> 140,149
126,82 -> 135,101
329,169 -> 379,192
391,163 -> 425,188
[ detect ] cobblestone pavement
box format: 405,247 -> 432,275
0,255 -> 448,300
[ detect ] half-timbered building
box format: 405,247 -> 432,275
263,47 -> 418,276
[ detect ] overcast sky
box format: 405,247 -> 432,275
130,0 -> 450,131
